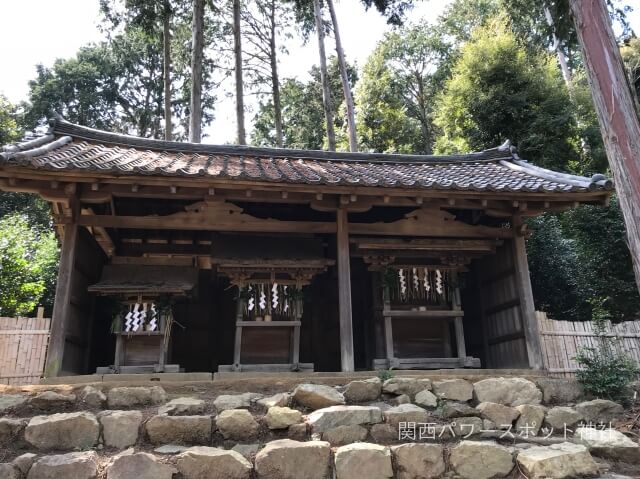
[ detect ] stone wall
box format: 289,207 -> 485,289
0,376 -> 638,478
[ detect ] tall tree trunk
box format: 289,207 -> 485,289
233,0 -> 246,145
545,2 -> 592,155
326,0 -> 357,152
416,75 -> 432,154
544,4 -> 573,85
313,0 -> 336,151
269,0 -> 283,147
570,0 -> 640,291
189,0 -> 205,143
163,1 -> 172,141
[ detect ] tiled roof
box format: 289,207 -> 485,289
0,118 -> 613,194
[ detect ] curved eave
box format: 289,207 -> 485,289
0,118 -> 614,196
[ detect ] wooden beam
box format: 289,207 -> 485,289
67,205 -> 515,239
44,197 -> 79,377
111,256 -> 195,266
353,238 -> 500,252
336,207 -> 354,372
511,232 -> 544,370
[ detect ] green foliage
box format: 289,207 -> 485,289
526,197 -> 640,323
0,193 -> 52,230
0,214 -> 59,317
575,315 -> 639,403
434,18 -> 577,171
24,5 -> 220,139
0,95 -> 22,146
526,215 -> 590,321
621,37 -> 640,114
355,46 -> 422,153
377,369 -> 394,382
561,198 -> 640,322
356,22 -> 447,153
252,57 -> 355,149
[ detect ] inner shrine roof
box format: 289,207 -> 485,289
0,117 -> 613,195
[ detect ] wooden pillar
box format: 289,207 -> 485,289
336,207 -> 354,372
452,274 -> 467,361
512,234 -> 544,370
44,200 -> 79,377
233,293 -> 244,371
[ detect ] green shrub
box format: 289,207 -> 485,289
377,369 -> 394,382
574,309 -> 639,403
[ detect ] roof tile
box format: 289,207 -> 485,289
0,119 -> 613,194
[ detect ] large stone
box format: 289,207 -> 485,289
414,390 -> 438,408
0,464 -> 21,479
307,405 -> 382,433
107,386 -> 166,408
391,394 -> 411,405
322,425 -> 368,446
473,377 -> 542,406
335,443 -> 392,479
214,393 -> 262,412
79,386 -> 106,408
99,410 -> 143,449
575,399 -> 624,424
146,415 -> 212,444
535,378 -> 583,404
516,442 -> 599,479
25,412 -> 99,450
158,397 -> 206,416
154,444 -> 188,455
257,393 -> 290,409
370,423 -> 397,443
450,441 -> 514,479
216,409 -> 260,440
452,416 -> 484,437
545,406 -> 583,430
265,406 -> 302,429
292,384 -> 345,409
476,402 -> 520,429
288,423 -> 308,440
29,391 -> 76,410
0,418 -> 26,445
515,404 -> 546,436
0,394 -> 27,413
576,426 -> 640,463
382,378 -> 431,398
232,443 -> 261,459
344,378 -> 382,403
432,379 -> 473,402
177,446 -> 252,479
441,401 -> 479,419
28,452 -> 98,479
107,452 -> 176,479
13,453 -> 37,475
383,404 -> 429,426
392,443 -> 445,479
255,439 -> 331,479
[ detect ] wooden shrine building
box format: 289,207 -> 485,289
0,118 -> 613,377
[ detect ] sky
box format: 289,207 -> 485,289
0,0 -> 638,143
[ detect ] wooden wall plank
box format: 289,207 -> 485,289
0,316 -> 51,385
538,311 -> 640,377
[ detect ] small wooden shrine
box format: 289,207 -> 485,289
0,118 -> 613,376
88,265 -> 197,373
212,235 -> 333,371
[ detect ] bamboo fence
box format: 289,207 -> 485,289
537,311 -> 640,377
0,311 -> 50,385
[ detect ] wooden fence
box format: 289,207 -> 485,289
0,314 -> 50,385
537,311 -> 640,377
